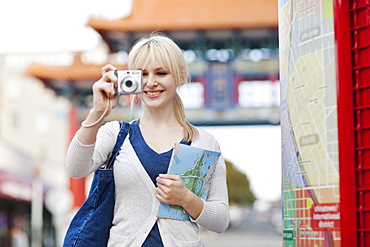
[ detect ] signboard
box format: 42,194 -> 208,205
279,0 -> 341,246
0,172 -> 32,202
311,203 -> 340,231
205,61 -> 236,110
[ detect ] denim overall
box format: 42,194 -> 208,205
63,121 -> 130,247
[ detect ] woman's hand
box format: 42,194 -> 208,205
156,174 -> 189,206
156,174 -> 204,219
91,64 -> 119,116
77,65 -> 120,143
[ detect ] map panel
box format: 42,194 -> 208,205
279,0 -> 341,246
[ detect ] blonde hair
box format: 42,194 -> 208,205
127,33 -> 198,142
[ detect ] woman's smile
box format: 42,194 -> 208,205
145,90 -> 164,97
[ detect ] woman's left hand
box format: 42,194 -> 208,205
156,174 -> 189,206
156,174 -> 204,219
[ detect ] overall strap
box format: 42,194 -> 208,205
105,121 -> 130,169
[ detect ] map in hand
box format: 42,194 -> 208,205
157,143 -> 221,221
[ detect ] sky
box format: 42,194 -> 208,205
0,0 -> 133,53
0,0 -> 282,203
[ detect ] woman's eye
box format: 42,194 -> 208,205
158,72 -> 167,76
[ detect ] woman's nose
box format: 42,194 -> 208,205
145,75 -> 158,88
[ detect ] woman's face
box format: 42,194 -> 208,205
139,59 -> 177,110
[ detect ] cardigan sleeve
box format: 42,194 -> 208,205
191,129 -> 230,233
66,121 -> 120,178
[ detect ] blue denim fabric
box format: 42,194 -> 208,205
63,121 -> 129,247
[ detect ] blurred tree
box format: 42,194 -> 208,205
225,160 -> 256,205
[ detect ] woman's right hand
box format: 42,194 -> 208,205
78,65 -> 119,143
91,64 -> 119,117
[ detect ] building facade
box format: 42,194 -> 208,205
0,52 -> 72,247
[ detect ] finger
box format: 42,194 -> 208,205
102,70 -> 118,84
156,186 -> 168,200
100,73 -> 118,98
157,176 -> 178,188
156,185 -> 165,194
93,81 -> 111,99
158,174 -> 179,180
156,177 -> 168,187
156,193 -> 166,204
102,64 -> 117,76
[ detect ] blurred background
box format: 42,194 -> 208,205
0,0 -> 281,246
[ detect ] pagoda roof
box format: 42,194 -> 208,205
27,63 -> 104,81
27,54 -> 126,82
87,0 -> 278,32
27,54 -> 126,95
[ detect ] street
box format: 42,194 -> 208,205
201,208 -> 282,247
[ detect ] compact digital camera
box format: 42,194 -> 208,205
114,70 -> 143,95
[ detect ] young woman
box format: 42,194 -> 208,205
66,34 -> 229,246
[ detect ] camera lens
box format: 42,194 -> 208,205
120,76 -> 138,93
125,80 -> 133,88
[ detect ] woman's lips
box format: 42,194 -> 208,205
144,90 -> 163,97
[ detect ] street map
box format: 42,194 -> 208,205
279,0 -> 341,245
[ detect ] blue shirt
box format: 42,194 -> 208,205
129,120 -> 190,246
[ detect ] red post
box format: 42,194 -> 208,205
333,0 -> 358,245
69,105 -> 86,208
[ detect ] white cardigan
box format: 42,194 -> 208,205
66,121 -> 230,247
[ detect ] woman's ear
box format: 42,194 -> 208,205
179,70 -> 188,86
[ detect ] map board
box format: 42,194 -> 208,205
278,0 -> 341,245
